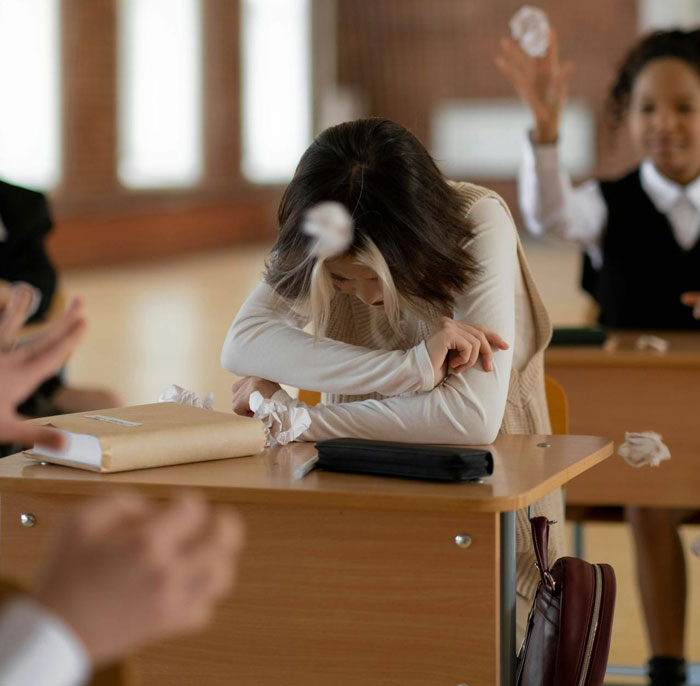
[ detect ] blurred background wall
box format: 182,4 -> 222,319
3,0 -> 693,271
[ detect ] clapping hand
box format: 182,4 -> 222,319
0,286 -> 85,449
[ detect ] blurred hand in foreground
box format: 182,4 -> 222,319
0,286 -> 85,449
32,490 -> 245,665
681,292 -> 700,319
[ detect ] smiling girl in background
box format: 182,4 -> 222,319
498,27 -> 700,686
221,117 -> 562,641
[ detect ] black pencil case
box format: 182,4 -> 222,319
314,438 -> 493,482
550,326 -> 609,346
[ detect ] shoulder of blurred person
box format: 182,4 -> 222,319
0,180 -> 56,323
0,179 -> 53,252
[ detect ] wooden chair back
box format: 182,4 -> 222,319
544,374 -> 569,435
297,389 -> 321,406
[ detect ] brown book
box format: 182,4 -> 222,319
23,403 -> 266,473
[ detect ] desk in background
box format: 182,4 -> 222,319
546,331 -> 700,509
0,435 -> 611,686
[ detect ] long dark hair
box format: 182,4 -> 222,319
607,28 -> 700,129
264,118 -> 479,312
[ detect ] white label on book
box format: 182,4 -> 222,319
84,414 -> 142,427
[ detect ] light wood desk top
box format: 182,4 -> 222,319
546,330 -> 700,368
0,433 -> 612,512
546,331 -> 700,508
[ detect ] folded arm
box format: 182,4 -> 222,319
221,281 -> 435,397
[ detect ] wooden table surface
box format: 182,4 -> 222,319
0,433 -> 613,512
546,331 -> 700,508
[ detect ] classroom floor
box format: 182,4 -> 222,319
60,236 -> 700,679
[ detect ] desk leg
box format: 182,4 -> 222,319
500,510 -> 516,686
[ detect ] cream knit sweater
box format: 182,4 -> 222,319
222,182 -> 564,603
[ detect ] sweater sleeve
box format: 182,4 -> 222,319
221,281 -> 435,396
300,197 -> 516,445
518,134 -> 607,262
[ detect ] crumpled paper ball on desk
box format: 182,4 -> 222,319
158,384 -> 214,410
618,430 -> 671,468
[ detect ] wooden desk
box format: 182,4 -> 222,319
546,331 -> 700,509
0,435 -> 611,686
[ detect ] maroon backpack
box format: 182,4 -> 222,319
516,516 -> 616,686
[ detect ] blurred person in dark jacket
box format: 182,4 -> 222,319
0,179 -> 120,457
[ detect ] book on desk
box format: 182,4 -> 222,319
23,402 -> 266,473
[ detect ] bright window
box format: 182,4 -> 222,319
0,0 -> 60,190
119,0 -> 203,188
431,99 -> 595,180
638,0 -> 700,31
241,0 -> 312,184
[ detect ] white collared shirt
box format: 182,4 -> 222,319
0,597 -> 90,686
519,135 -> 700,268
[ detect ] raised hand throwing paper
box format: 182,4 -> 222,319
509,6 -> 549,57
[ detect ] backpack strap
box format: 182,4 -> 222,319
530,516 -> 558,591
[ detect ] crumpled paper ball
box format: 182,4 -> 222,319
510,6 -> 549,57
691,537 -> 700,558
249,390 -> 311,447
158,384 -> 214,410
618,431 -> 671,468
302,201 -> 354,258
635,334 -> 669,353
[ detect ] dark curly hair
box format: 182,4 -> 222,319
607,28 -> 700,130
265,118 -> 480,311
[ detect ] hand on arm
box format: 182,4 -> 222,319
230,321 -> 508,418
32,491 -> 245,666
425,318 -> 509,384
225,282 -> 509,411
495,27 -> 573,143
221,282 -> 435,397
232,377 -> 282,416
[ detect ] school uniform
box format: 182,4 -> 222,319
0,179 -> 57,323
519,138 -> 700,329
